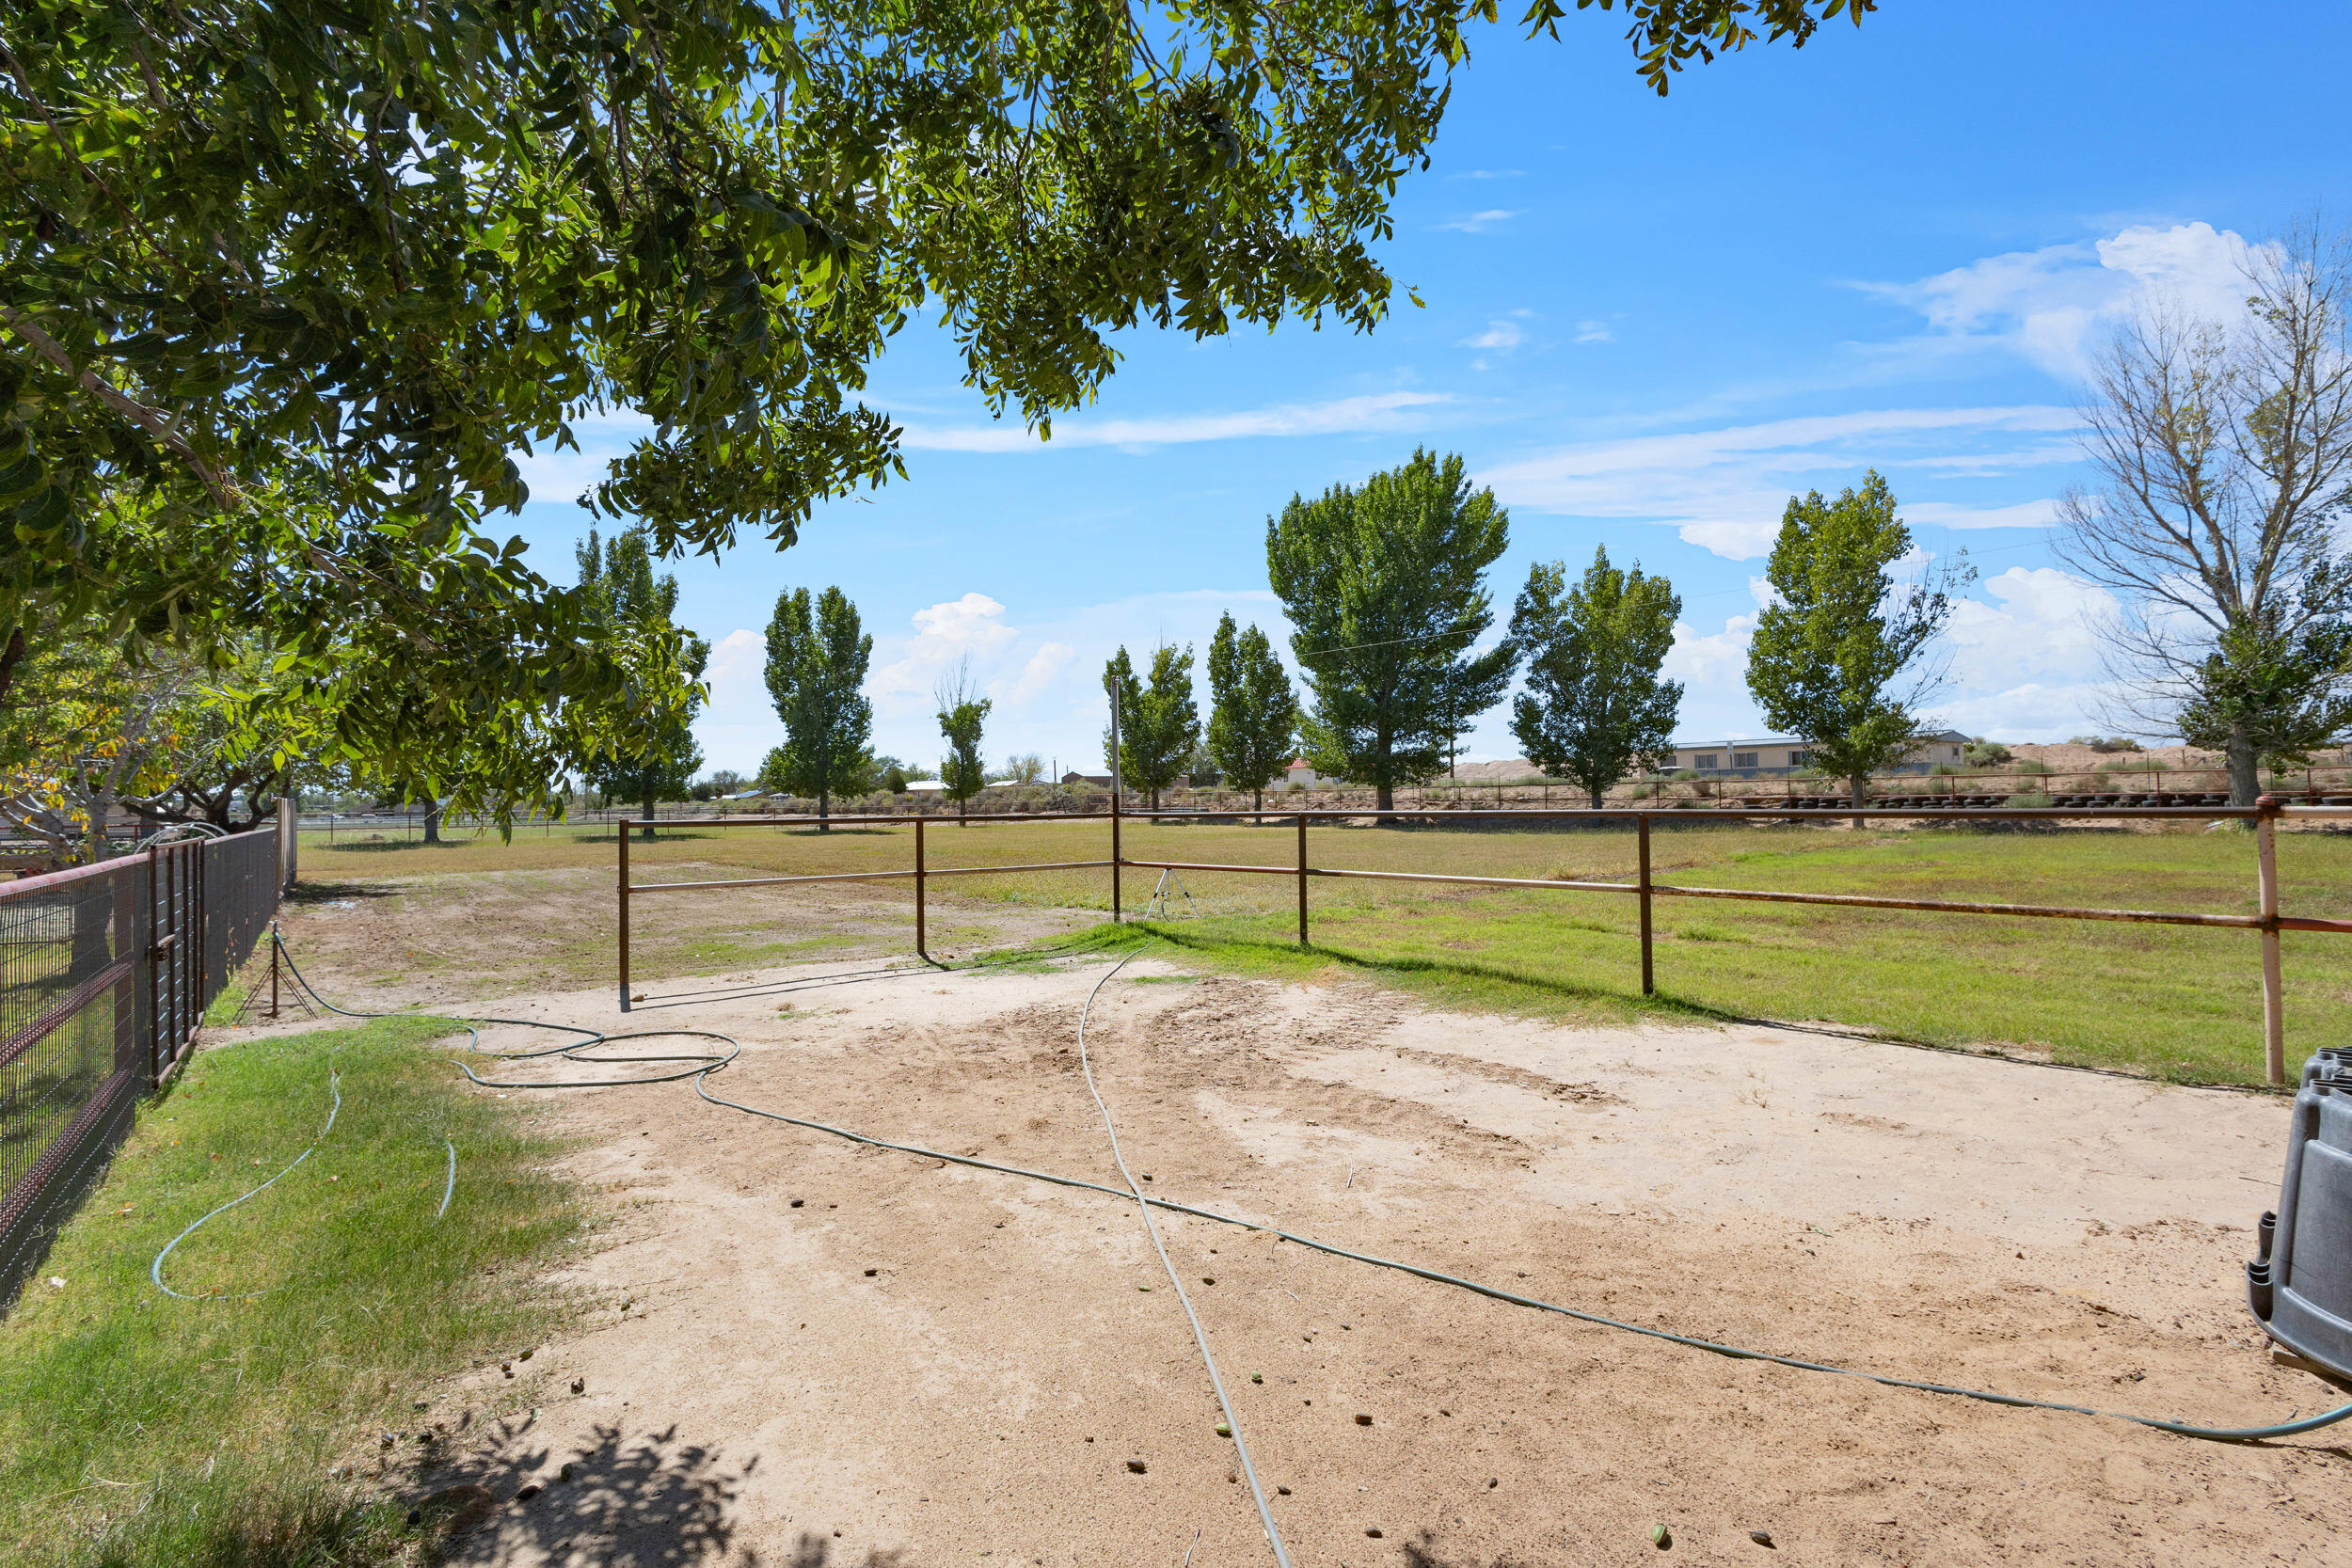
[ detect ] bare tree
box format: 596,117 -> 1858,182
2059,218 -> 2352,803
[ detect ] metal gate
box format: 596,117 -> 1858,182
0,827 -> 281,1309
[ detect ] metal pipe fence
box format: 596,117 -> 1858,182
616,797 -> 2349,1085
0,826 -> 281,1310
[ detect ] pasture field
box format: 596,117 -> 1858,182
289,816 -> 2352,1087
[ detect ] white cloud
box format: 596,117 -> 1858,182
508,411 -> 653,505
997,641 -> 1075,706
1436,209 -> 1523,234
1466,321 -> 1523,351
1903,499 -> 2061,531
691,629 -> 782,775
1450,169 -> 1525,181
1861,220 -> 2268,382
1478,405 -> 2075,560
869,593 -> 1020,707
1573,321 -> 1613,344
899,391 -> 1454,454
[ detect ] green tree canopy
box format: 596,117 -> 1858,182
1267,449 -> 1517,811
761,586 -> 873,825
935,663 -> 991,818
574,529 -> 708,833
0,0 -> 1870,812
1104,643 -> 1201,809
1744,472 -> 1959,810
1508,547 -> 1683,807
1206,613 -> 1299,811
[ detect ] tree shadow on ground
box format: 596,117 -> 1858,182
437,1418 -> 909,1565
1401,1534 -> 1543,1567
286,878 -> 402,902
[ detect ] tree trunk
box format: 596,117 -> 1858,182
1253,786 -> 1263,816
2227,731 -> 2262,806
422,800 -> 444,844
1376,782 -> 1393,813
818,784 -> 830,832
1590,785 -> 1604,810
640,794 -> 657,840
1850,773 -> 1868,831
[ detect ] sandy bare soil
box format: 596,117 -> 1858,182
236,948 -> 2350,1566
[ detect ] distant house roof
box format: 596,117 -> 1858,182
903,779 -> 950,792
1061,771 -> 1113,786
723,789 -> 765,800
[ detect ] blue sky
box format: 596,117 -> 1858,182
510,3 -> 2352,780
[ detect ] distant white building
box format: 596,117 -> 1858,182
1650,731 -> 1971,779
1282,758 -> 1325,789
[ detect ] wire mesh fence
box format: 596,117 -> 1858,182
0,828 -> 281,1310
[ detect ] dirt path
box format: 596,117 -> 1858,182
243,950 -> 2344,1566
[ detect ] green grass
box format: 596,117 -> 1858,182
0,1016 -> 584,1567
293,816 -> 2352,1087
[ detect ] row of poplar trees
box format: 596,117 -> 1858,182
711,449 -> 1957,824
1108,449 -> 1955,813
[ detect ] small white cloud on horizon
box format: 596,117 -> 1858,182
1465,321 -> 1524,351
1450,169 -> 1525,181
1573,321 -> 1613,343
1436,209 -> 1524,234
899,390 -> 1455,454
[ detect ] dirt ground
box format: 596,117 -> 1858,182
230,941 -> 2349,1567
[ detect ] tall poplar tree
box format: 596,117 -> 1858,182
1206,614 -> 1299,813
1103,644 -> 1200,810
574,528 -> 708,838
1745,472 -> 1960,815
1509,548 -> 1683,808
1266,450 -> 1518,812
761,586 -> 873,828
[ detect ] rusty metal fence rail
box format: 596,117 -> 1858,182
0,827 -> 281,1309
617,798 -> 2349,1085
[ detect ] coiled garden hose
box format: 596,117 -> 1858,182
265,931 -> 2352,1446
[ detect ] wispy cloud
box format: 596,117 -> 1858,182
1478,405 -> 2078,560
1436,209 -> 1523,234
1449,169 -> 1525,181
1464,321 -> 1523,351
1573,320 -> 1613,344
1856,220 -> 2267,381
898,390 -> 1454,453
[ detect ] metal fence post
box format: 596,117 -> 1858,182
1108,679 -> 1122,924
915,816 -> 928,957
617,822 -> 631,1012
1297,812 -> 1310,946
1637,812 -> 1655,996
2258,793 -> 2285,1085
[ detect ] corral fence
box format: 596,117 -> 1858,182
0,825 -> 284,1310
614,797 -> 2352,1086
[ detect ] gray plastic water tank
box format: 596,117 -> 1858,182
2249,1053 -> 2352,1379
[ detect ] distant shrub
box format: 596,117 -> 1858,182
2072,735 -> 2144,753
1964,739 -> 2013,767
2006,791 -> 2055,808
2013,757 -> 2054,774
882,766 -> 909,793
